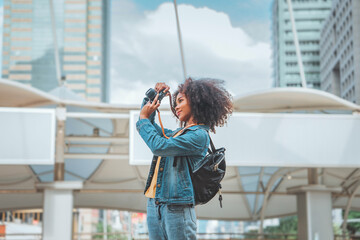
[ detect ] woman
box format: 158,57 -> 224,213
136,78 -> 232,240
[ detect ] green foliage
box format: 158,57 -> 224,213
345,210 -> 360,234
263,216 -> 297,239
243,229 -> 259,239
243,217 -> 298,239
333,223 -> 342,235
95,222 -> 128,240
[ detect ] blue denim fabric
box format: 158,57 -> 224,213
147,198 -> 197,240
136,98 -> 210,205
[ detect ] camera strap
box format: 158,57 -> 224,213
157,109 -> 196,168
156,109 -> 196,140
156,109 -> 170,139
168,93 -> 178,119
156,92 -> 178,139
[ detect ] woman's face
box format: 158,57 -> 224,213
175,92 -> 192,123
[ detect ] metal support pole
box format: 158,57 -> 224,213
128,213 -> 132,240
73,211 -> 79,240
286,0 -> 307,88
103,209 -> 108,240
259,168 -> 291,236
288,185 -> 340,240
38,182 -> 83,240
55,107 -> 66,181
49,0 -> 62,86
342,184 -> 360,238
308,168 -> 318,185
173,0 -> 187,80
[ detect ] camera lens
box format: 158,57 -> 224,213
145,88 -> 157,101
145,88 -> 167,103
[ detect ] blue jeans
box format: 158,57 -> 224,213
147,198 -> 197,240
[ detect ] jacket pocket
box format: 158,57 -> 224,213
177,159 -> 190,190
167,205 -> 185,213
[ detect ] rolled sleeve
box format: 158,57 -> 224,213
136,118 -> 152,132
151,130 -> 208,156
137,120 -> 208,157
140,98 -> 156,124
139,98 -> 173,135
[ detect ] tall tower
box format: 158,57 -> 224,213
272,0 -> 332,88
320,0 -> 360,104
1,0 -> 110,102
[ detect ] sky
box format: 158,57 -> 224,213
110,0 -> 273,104
0,0 -> 274,104
133,0 -> 273,41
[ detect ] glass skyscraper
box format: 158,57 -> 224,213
320,0 -> 360,104
1,0 -> 110,102
272,0 -> 332,88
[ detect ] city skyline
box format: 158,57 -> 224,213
0,0 -> 110,102
2,0 -> 359,106
0,0 -> 274,104
320,0 -> 360,104
271,0 -> 332,88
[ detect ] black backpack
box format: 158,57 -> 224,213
188,134 -> 226,207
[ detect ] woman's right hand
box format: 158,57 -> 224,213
140,93 -> 161,119
155,82 -> 170,96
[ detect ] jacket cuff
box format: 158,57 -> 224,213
136,118 -> 151,132
140,98 -> 156,123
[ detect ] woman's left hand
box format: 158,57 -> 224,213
155,82 -> 170,96
140,93 -> 161,119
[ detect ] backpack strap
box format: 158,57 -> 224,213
173,128 -> 214,168
208,133 -> 216,154
172,127 -> 195,168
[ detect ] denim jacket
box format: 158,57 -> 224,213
136,99 -> 210,205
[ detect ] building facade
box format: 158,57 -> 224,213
1,0 -> 110,102
272,0 -> 332,88
320,0 -> 360,104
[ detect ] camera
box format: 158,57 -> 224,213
145,88 -> 167,103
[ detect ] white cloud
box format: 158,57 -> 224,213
240,20 -> 272,43
110,1 -> 272,104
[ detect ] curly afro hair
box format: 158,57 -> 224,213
172,77 -> 233,133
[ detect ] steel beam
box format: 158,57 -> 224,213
65,136 -> 129,144
66,112 -> 129,119
64,153 -> 128,160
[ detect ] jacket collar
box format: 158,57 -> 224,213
172,124 -> 209,136
186,124 -> 210,131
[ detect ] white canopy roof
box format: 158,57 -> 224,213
3,78 -> 359,112
0,79 -> 138,112
1,79 -> 360,221
233,87 -> 360,112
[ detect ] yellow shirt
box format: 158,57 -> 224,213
145,156 -> 161,198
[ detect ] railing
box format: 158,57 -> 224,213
0,233 -> 42,240
73,232 -> 299,239
334,235 -> 360,240
1,233 -> 360,240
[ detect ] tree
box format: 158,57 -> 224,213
95,222 -> 127,240
243,229 -> 259,239
264,216 -> 297,239
345,211 -> 360,235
